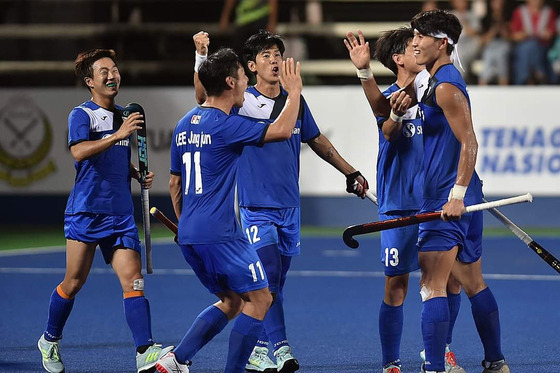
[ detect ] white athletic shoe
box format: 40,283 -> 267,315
137,344 -> 174,373
274,346 -> 299,373
245,346 -> 277,372
155,351 -> 190,373
38,335 -> 64,373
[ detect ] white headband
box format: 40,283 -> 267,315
414,29 -> 464,72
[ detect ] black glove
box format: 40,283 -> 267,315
345,171 -> 369,198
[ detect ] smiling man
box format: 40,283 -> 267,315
411,10 -> 510,373
37,49 -> 172,373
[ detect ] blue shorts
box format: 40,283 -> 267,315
179,236 -> 269,295
64,213 -> 141,264
239,207 -> 300,256
417,198 -> 483,263
379,211 -> 420,276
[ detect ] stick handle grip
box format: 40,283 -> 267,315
464,193 -> 532,213
366,190 -> 378,205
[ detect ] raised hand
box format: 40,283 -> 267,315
344,30 -> 371,69
279,58 -> 302,96
193,31 -> 210,56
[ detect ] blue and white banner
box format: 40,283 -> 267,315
0,86 -> 558,196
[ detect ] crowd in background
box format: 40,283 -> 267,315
444,0 -> 560,85
226,0 -> 560,86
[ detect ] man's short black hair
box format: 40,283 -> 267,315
243,29 -> 285,65
374,27 -> 414,75
198,48 -> 243,96
411,9 -> 462,55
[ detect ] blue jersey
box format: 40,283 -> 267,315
65,100 -> 133,216
170,106 -> 269,244
375,83 -> 424,213
418,64 -> 482,200
234,87 -> 321,208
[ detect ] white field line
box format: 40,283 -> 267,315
0,266 -> 558,281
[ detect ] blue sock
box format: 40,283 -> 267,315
174,305 -> 228,363
225,313 -> 264,373
256,328 -> 269,349
421,297 -> 449,372
379,301 -> 403,366
469,287 -> 504,362
123,294 -> 153,348
265,292 -> 289,351
44,286 -> 74,341
447,292 -> 461,345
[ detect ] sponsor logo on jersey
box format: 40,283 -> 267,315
403,123 -> 416,138
257,103 -> 266,108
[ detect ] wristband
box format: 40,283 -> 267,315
449,184 -> 467,200
194,51 -> 207,73
389,109 -> 403,123
356,67 -> 373,80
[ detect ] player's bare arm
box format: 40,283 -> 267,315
308,134 -> 355,174
169,174 -> 183,220
70,112 -> 143,162
437,83 -> 478,221
308,134 -> 369,198
263,58 -> 302,142
344,30 -> 391,118
193,31 -> 210,105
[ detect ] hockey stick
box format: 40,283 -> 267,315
123,103 -> 153,274
343,193 -> 533,249
150,207 -> 178,235
483,198 -> 560,274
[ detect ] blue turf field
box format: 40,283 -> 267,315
1,235 -> 559,372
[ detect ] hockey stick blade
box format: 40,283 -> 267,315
343,212 -> 439,248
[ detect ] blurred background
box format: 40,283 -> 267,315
5,0 -> 560,87
1,0 -> 559,237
